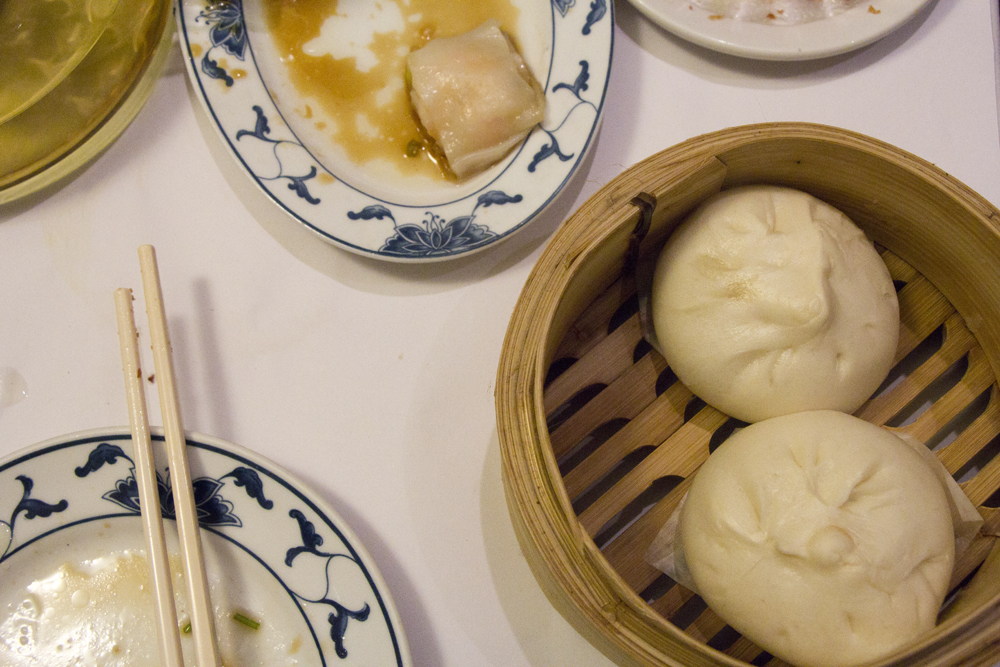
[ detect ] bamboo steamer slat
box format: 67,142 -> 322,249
495,123 -> 1000,667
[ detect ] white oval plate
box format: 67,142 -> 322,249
0,428 -> 411,666
626,0 -> 933,60
177,0 -> 613,261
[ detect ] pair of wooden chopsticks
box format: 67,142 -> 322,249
115,245 -> 221,667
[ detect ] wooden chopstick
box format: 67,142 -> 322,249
115,244 -> 222,667
138,244 -> 221,667
115,287 -> 184,667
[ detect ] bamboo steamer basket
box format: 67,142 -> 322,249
496,122 -> 1000,667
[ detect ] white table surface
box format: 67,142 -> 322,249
2,1 -> 999,665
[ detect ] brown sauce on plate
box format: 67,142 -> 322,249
262,0 -> 522,180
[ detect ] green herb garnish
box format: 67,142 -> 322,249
405,139 -> 423,158
233,612 -> 261,631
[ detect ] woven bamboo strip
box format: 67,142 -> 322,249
602,477 -> 693,593
765,657 -> 794,667
550,351 -> 668,458
563,381 -> 692,500
856,314 -> 975,425
896,346 -> 995,442
580,408 -> 727,536
880,249 -> 921,284
544,314 -> 644,415
963,458 -> 1000,507
686,611 -> 726,644
648,582 -> 696,621
552,277 -> 633,361
725,636 -> 766,662
937,387 -> 1000,475
893,273 -> 956,364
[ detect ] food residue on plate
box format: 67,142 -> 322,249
0,552 -> 165,665
691,0 -> 867,24
262,0 -> 526,181
0,550 -> 302,666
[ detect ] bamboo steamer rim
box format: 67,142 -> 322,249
496,122 -> 1000,667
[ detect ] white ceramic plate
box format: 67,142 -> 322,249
177,0 -> 613,261
626,0 -> 933,60
0,428 -> 411,666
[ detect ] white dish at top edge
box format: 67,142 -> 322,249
626,0 -> 933,60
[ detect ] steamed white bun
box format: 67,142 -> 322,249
651,185 -> 899,423
680,411 -> 955,667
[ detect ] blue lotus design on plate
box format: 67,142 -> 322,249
0,475 -> 68,561
531,60 -> 599,173
69,439 -> 378,659
196,0 -> 246,87
285,508 -> 372,658
74,441 -> 271,526
348,191 -> 525,258
236,106 -> 322,205
551,0 -> 607,34
582,0 -> 608,35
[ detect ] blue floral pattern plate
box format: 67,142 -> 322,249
177,0 -> 613,261
0,428 -> 411,666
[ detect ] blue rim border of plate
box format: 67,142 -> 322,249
176,0 -> 614,261
0,428 -> 410,666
